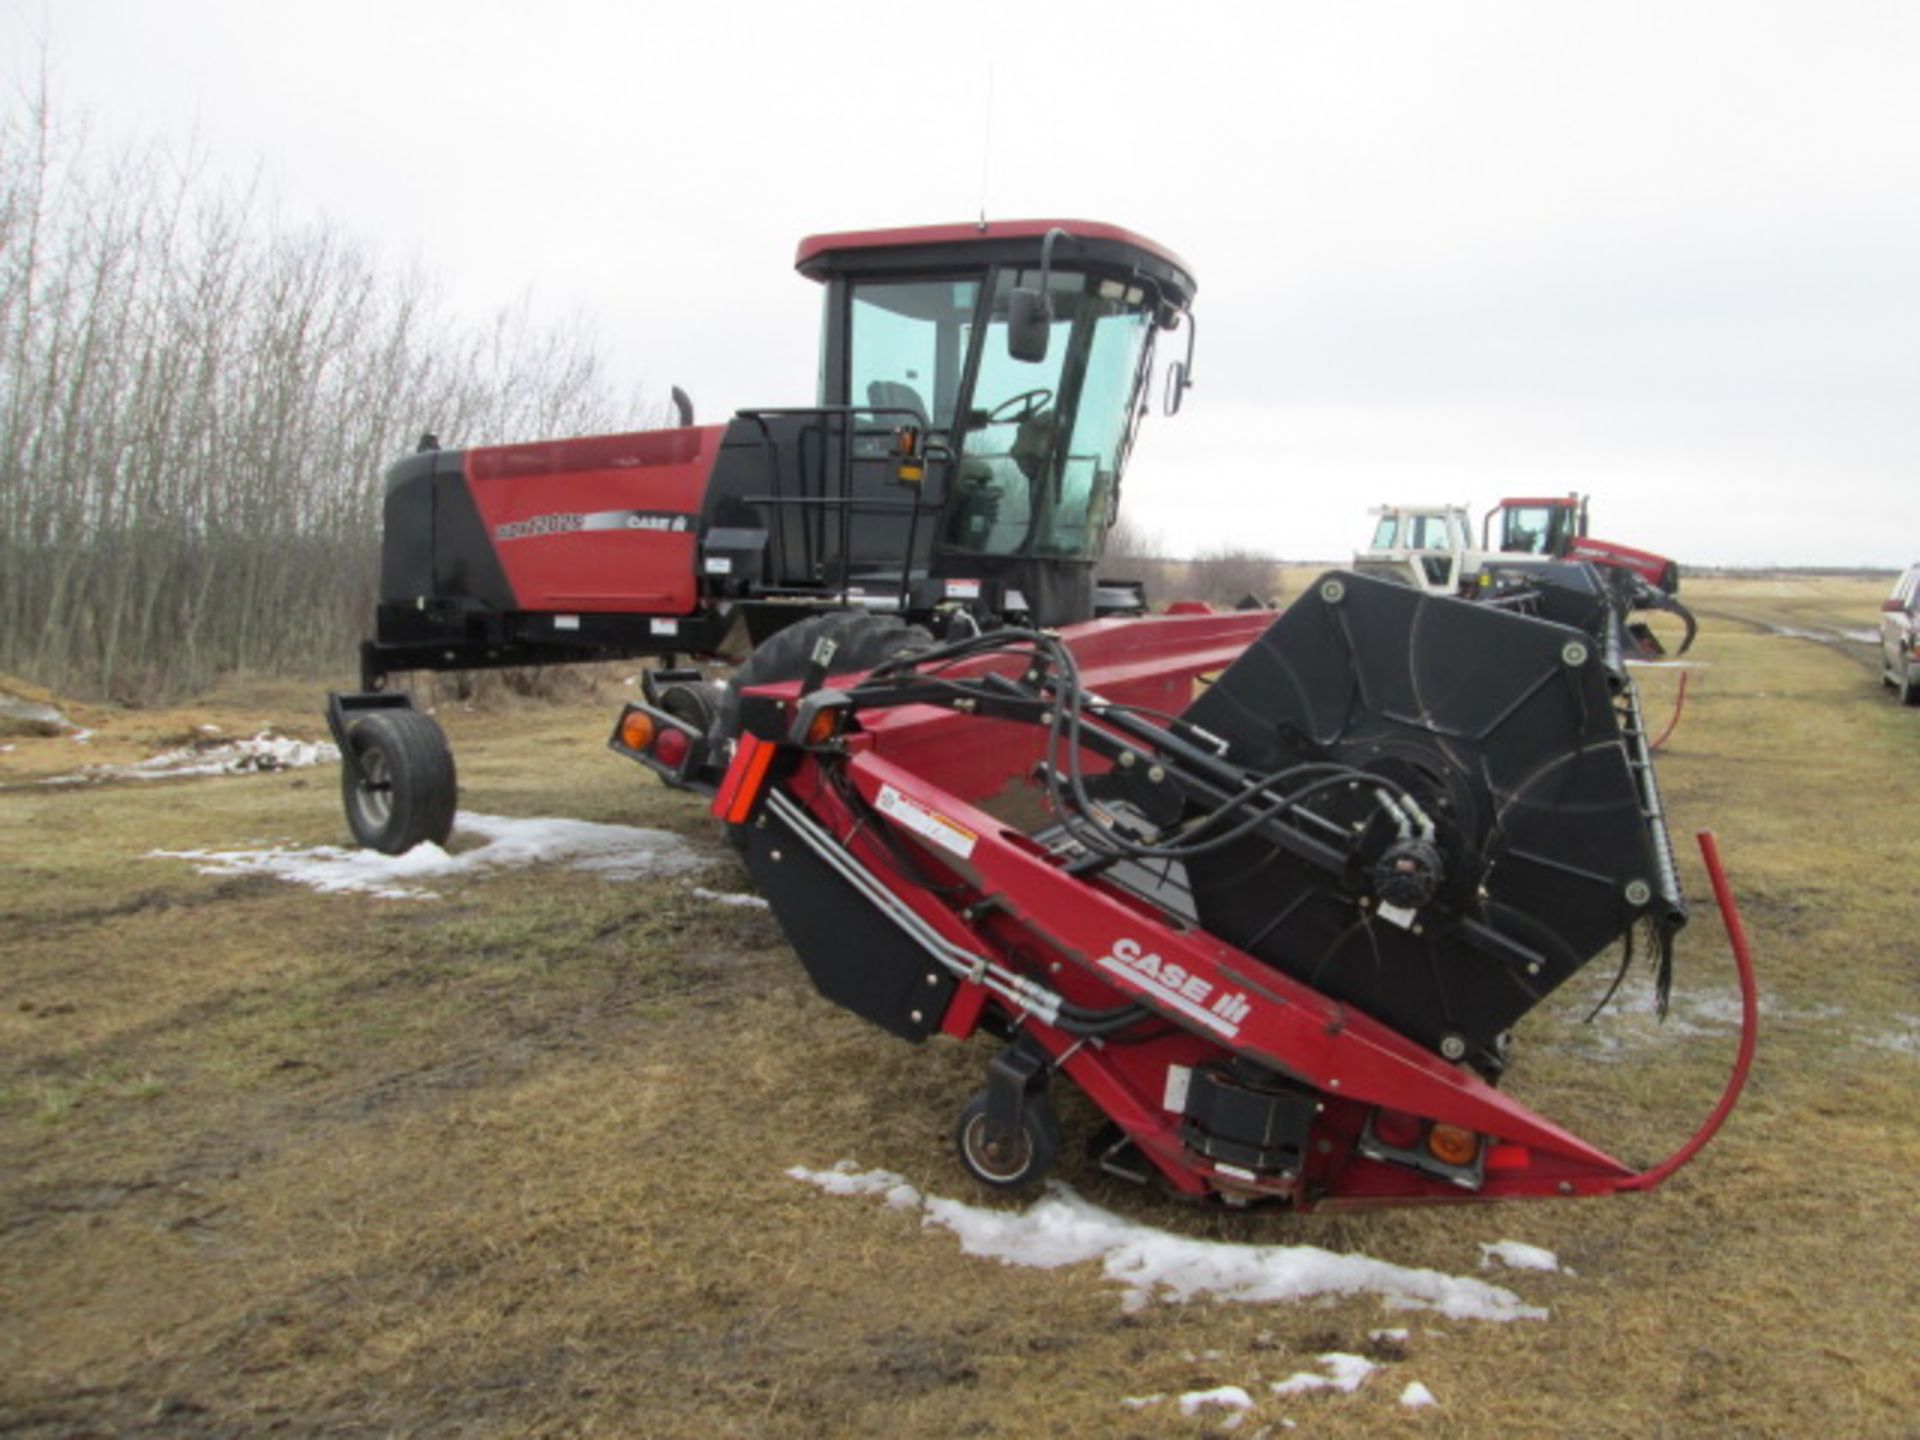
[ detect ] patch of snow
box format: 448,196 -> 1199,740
693,886 -> 770,909
1400,1380 -> 1438,1408
70,728 -> 96,743
1271,1352 -> 1377,1396
788,1162 -> 1547,1322
1480,1240 -> 1560,1273
1369,1326 -> 1410,1343
1547,981 -> 1920,1066
43,730 -> 339,785
1859,1018 -> 1919,1058
1119,1394 -> 1162,1410
0,693 -> 71,732
0,743 -> 13,754
150,809 -> 701,899
1179,1385 -> 1254,1417
1766,625 -> 1835,642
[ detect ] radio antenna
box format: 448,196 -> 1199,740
977,59 -> 995,230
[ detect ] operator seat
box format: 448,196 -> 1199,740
865,380 -> 929,428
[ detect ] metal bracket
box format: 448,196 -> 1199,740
983,1039 -> 1049,1149
324,690 -> 417,786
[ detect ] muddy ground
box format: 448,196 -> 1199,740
2,572 -> 1916,1438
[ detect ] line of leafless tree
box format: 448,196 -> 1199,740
0,84 -> 645,701
1103,515 -> 1286,610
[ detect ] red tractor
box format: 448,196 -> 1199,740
1483,494 -> 1694,653
1486,493 -> 1681,593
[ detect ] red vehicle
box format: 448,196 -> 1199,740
1485,494 -> 1682,594
327,222 -> 1755,1215
329,220 -> 1201,853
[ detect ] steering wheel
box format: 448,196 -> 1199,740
985,388 -> 1054,424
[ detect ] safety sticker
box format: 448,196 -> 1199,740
875,784 -> 977,861
944,578 -> 982,600
650,619 -> 679,636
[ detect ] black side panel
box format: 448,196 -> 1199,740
1179,571 -> 1677,1071
431,462 -> 517,611
378,453 -> 439,605
376,450 -> 516,613
744,807 -> 956,1042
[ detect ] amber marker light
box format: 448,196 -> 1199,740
1426,1123 -> 1481,1167
619,709 -> 655,753
804,706 -> 844,747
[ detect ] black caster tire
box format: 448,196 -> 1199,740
340,709 -> 457,854
955,1088 -> 1060,1193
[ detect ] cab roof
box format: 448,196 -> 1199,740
794,219 -> 1196,310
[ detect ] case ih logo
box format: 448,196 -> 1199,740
1095,936 -> 1252,1037
494,510 -> 691,542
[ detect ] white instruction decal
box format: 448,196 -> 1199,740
875,784 -> 978,861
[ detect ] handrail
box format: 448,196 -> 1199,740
734,406 -> 943,609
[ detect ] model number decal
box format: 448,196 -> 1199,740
1096,936 -> 1251,1037
493,509 -> 693,542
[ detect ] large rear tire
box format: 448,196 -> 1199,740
719,611 -> 934,741
1902,658 -> 1920,707
341,709 -> 457,854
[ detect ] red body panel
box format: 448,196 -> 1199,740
464,425 -> 725,614
1568,536 -> 1672,586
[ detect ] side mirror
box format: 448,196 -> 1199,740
1163,310 -> 1197,416
1164,359 -> 1190,416
1007,287 -> 1051,363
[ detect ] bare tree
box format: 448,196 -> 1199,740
0,81 -> 653,700
1184,544 -> 1284,610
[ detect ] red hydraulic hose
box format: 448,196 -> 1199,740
1650,669 -> 1690,752
1618,831 -> 1758,1192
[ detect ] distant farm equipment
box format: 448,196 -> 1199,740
1356,497 -> 1697,658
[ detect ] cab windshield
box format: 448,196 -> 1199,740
944,269 -> 1156,561
1500,505 -> 1568,555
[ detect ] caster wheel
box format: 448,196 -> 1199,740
955,1088 -> 1059,1192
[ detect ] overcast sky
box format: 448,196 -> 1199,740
11,0 -> 1917,566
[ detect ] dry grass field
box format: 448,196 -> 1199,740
2,572 -> 1916,1438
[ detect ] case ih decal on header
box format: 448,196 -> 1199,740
325,219 -> 1754,1216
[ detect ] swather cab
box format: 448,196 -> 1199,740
360,220 -> 1197,690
